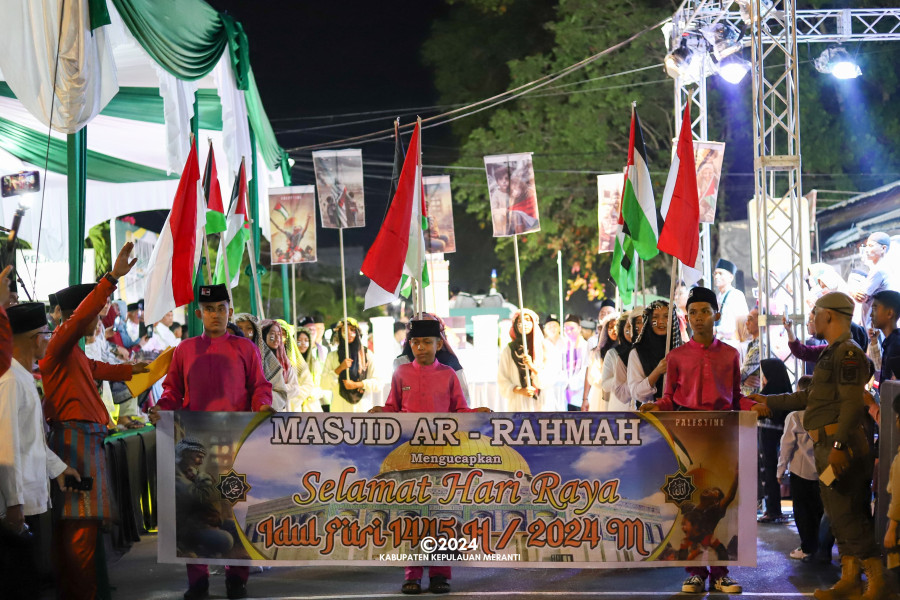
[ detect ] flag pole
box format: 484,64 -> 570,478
339,226 -> 350,381
640,259 -> 646,306
200,138 -> 216,284
245,232 -> 265,320
291,263 -> 297,326
557,250 -> 564,322
663,255 -> 679,391
416,116 -> 427,317
513,233 -> 532,389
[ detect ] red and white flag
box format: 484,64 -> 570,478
361,121 -> 426,309
657,103 -> 700,267
143,141 -> 207,324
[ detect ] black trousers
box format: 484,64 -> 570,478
760,428 -> 783,516
790,473 -> 823,554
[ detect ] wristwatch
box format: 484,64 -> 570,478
833,440 -> 846,451
104,272 -> 119,285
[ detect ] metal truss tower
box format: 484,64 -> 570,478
667,2 -> 900,371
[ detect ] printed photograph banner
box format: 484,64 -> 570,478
693,141 -> 726,224
311,149 -> 365,229
115,218 -> 159,302
483,153 -> 540,238
597,174 -> 623,254
269,186 -> 317,265
157,411 -> 757,568
422,175 -> 456,254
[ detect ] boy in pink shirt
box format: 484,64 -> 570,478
371,318 -> 490,594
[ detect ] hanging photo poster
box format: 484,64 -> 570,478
311,149 -> 365,229
269,186 -> 317,264
597,173 -> 623,254
422,175 -> 456,254
693,141 -> 726,224
483,153 -> 540,237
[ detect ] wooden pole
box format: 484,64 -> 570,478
640,260 -> 646,306
663,255 -> 679,391
557,250 -> 564,320
292,263 -> 297,326
339,227 -> 350,381
513,234 -> 531,388
246,233 -> 265,319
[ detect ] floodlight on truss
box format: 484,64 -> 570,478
733,0 -> 775,26
814,45 -> 861,79
718,55 -> 752,84
701,21 -> 745,61
664,32 -> 716,83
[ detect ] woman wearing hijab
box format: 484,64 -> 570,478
262,320 -> 319,412
297,325 -> 328,409
233,314 -> 290,412
628,300 -> 681,406
498,309 -> 547,411
393,312 -> 472,404
583,313 -> 618,411
601,310 -> 642,411
322,318 -> 379,413
758,358 -> 791,523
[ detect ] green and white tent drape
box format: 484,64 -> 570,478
0,0 -> 287,273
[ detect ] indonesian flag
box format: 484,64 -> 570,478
203,145 -> 227,235
657,103 -> 700,266
362,121 -> 426,309
215,161 -> 251,289
143,141 -> 206,325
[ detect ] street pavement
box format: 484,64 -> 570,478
103,506 -> 900,600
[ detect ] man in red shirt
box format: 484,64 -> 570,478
642,286 -> 769,594
40,242 -> 149,600
150,283 -> 272,600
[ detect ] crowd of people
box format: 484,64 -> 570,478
1,233 -> 899,599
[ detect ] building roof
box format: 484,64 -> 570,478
817,180 -> 900,253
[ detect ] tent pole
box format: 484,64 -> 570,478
67,129 -> 86,285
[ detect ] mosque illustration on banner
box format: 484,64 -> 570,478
241,432 -> 675,563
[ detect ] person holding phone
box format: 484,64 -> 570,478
0,302 -> 82,596
39,243 -> 149,600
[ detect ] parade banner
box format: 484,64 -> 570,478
693,141 -> 725,224
269,186 -> 317,264
311,149 -> 365,229
422,175 -> 456,254
157,411 -> 757,568
596,173 -> 623,253
483,153 -> 540,237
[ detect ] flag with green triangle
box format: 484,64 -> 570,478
202,145 -> 227,235
214,160 -> 250,288
622,106 -> 659,261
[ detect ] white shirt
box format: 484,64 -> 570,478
777,410 -> 817,481
151,323 -> 180,350
0,359 -> 67,517
716,285 -> 749,344
626,349 -> 658,406
601,350 -> 634,411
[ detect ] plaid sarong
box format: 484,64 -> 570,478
48,421 -> 115,522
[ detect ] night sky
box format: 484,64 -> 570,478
206,1 -> 450,252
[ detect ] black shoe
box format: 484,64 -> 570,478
401,579 -> 422,594
225,576 -> 248,599
429,575 -> 451,594
184,578 -> 209,600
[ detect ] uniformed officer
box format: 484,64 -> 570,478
751,291 -> 884,600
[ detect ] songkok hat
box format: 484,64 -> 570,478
197,284 -> 229,303
544,313 -> 560,325
600,298 -> 616,309
55,283 -> 95,311
564,313 -> 581,325
408,319 -> 442,338
48,293 -> 58,308
8,302 -> 48,334
868,231 -> 891,247
174,437 -> 207,459
126,300 -> 143,312
714,258 -> 738,275
686,286 -> 719,312
815,291 -> 855,318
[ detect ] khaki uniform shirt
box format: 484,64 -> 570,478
765,332 -> 869,445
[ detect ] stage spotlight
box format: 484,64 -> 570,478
718,56 -> 751,84
665,40 -> 694,79
814,45 -> 861,80
734,0 -> 775,25
702,21 -> 744,61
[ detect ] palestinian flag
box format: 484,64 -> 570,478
202,145 -> 227,235
622,106 -> 659,261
